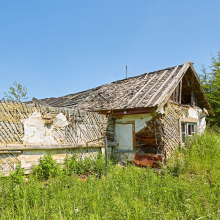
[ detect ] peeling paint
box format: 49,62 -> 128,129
198,112 -> 206,134
53,113 -> 69,128
116,114 -> 152,133
188,107 -> 202,119
22,111 -> 68,144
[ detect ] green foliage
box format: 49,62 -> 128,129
167,128 -> 220,177
64,151 -> 107,176
1,132 -> 220,219
4,81 -> 28,102
32,153 -> 62,180
200,52 -> 220,125
10,162 -> 25,185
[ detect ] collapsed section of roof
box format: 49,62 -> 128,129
40,61 -> 214,116
41,86 -> 101,108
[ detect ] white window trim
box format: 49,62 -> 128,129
180,121 -> 197,146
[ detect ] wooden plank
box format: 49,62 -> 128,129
0,143 -> 106,151
0,151 -> 21,154
179,79 -> 182,103
86,136 -> 105,144
126,73 -> 159,106
156,62 -> 191,110
144,70 -> 170,106
0,145 -> 7,149
176,83 -> 179,102
180,117 -> 198,123
111,75 -> 150,109
32,97 -> 75,114
146,66 -> 179,106
135,74 -> 164,107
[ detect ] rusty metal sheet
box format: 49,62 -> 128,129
133,154 -> 162,168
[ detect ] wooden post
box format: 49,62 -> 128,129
179,79 -> 182,103
179,119 -> 182,147
191,87 -> 194,104
105,135 -> 108,177
176,83 -> 179,102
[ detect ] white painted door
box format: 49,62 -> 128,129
115,123 -> 133,151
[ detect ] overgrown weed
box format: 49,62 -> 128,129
0,129 -> 220,219
10,162 -> 25,185
32,153 -> 62,180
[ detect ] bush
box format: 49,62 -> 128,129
166,128 -> 220,176
65,151 -> 108,176
10,162 -> 25,185
32,153 -> 62,180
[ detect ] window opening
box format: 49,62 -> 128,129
181,122 -> 197,143
188,124 -> 191,135
188,123 -> 196,136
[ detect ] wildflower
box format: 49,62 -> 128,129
75,209 -> 79,213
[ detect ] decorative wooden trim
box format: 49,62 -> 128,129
112,108 -> 152,116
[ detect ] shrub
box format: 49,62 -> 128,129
10,162 -> 25,185
65,151 -> 107,176
32,153 -> 62,180
166,128 -> 220,176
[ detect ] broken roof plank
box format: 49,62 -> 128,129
37,61 -> 214,115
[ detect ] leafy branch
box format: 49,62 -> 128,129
4,81 -> 28,102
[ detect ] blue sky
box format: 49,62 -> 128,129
0,0 -> 219,100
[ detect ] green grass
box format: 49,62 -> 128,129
0,129 -> 220,219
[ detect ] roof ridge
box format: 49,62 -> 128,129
109,64 -> 184,85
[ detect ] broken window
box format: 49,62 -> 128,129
181,122 -> 197,144
188,123 -> 196,136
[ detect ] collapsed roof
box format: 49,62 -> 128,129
41,86 -> 101,108
41,61 -> 214,115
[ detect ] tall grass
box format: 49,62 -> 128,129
0,129 -> 220,219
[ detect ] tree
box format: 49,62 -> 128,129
200,52 -> 220,126
4,81 -> 28,102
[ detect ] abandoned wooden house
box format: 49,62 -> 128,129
0,61 -> 214,174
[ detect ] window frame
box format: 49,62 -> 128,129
181,121 -> 197,145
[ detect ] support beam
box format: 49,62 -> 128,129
179,79 -> 182,103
